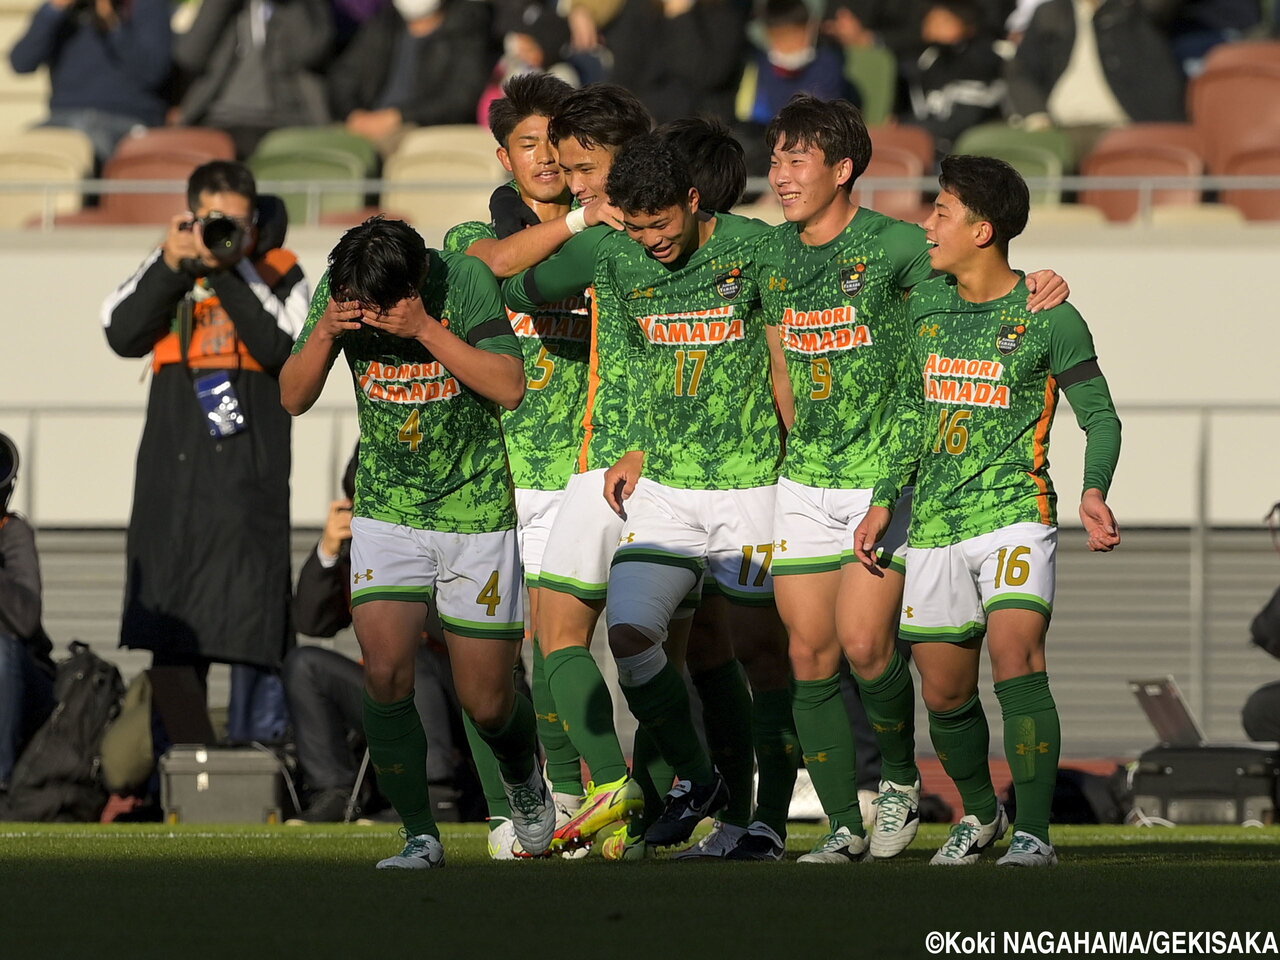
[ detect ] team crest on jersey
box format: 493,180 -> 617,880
838,262 -> 867,298
715,268 -> 743,301
996,323 -> 1027,355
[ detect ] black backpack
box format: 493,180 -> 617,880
0,642 -> 125,822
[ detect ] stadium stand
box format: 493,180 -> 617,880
868,123 -> 935,174
1221,148 -> 1280,221
110,127 -> 236,166
1080,140 -> 1203,222
379,131 -> 506,232
850,144 -> 929,223
1200,39 -> 1280,72
1146,203 -> 1245,226
248,126 -> 379,222
0,126 -> 91,227
954,123 -> 1073,204
1188,64 -> 1280,172
844,44 -> 896,126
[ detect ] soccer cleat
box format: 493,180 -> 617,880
869,778 -> 921,858
725,821 -> 786,861
671,820 -> 747,859
502,765 -> 556,856
551,776 -> 645,850
553,792 -> 591,860
376,829 -> 445,870
599,823 -> 651,861
997,831 -> 1059,867
797,825 -> 870,863
930,805 -> 1010,866
644,773 -> 730,847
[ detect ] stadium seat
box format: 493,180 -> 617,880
852,145 -> 930,222
869,124 -> 935,173
1146,202 -> 1245,226
247,149 -> 368,223
1080,143 -> 1203,222
392,125 -> 501,170
845,45 -> 897,126
1083,123 -> 1203,158
109,126 -> 236,166
1201,40 -> 1280,73
0,127 -> 93,227
1188,65 -> 1280,171
381,150 -> 504,232
57,152 -> 207,224
252,125 -> 380,176
1220,148 -> 1280,221
953,123 -> 1073,204
1024,203 -> 1107,227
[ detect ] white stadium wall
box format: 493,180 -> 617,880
1,222 -> 1277,528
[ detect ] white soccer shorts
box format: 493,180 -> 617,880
349,516 -> 524,640
538,468 -> 624,602
514,487 -> 563,587
770,477 -> 911,576
899,522 -> 1057,644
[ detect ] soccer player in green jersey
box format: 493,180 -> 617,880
443,73 -> 597,856
854,156 -> 1121,867
599,135 -> 796,857
279,218 -> 553,869
755,94 -> 1070,863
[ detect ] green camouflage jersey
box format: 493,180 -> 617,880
444,220 -> 590,491
873,274 -> 1121,548
294,252 -> 523,533
602,212 -> 782,489
756,207 -> 933,490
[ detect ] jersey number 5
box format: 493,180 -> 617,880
674,349 -> 707,397
810,358 -> 832,400
528,347 -> 555,390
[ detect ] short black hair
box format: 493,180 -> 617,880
938,154 -> 1029,247
328,216 -> 428,310
606,135 -> 694,215
927,0 -> 986,33
187,160 -> 256,210
763,0 -> 811,28
487,72 -> 575,149
658,117 -> 746,213
547,83 -> 652,150
765,94 -> 872,188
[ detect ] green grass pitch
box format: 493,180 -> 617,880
2,823 -> 1277,959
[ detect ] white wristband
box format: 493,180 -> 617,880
566,207 -> 588,234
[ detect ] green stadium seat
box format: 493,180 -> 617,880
953,123 -> 1074,204
248,149 -> 368,223
252,125 -> 379,176
844,45 -> 896,126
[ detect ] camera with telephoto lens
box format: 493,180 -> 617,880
179,212 -> 248,274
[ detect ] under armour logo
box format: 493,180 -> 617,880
619,533 -> 636,545
775,539 -> 788,552
1015,741 -> 1051,755
802,752 -> 829,764
353,569 -> 374,584
904,606 -> 915,618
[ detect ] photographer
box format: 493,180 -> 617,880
0,434 -> 56,795
102,161 -> 309,744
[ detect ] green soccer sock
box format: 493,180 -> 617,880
692,660 -> 754,828
854,650 -> 919,786
751,686 -> 800,837
995,671 -> 1061,844
362,690 -> 438,839
545,647 -> 629,785
792,675 -> 863,835
532,639 -> 584,796
629,725 -> 675,834
462,714 -> 511,824
471,691 -> 537,785
928,694 -> 997,823
618,660 -> 715,785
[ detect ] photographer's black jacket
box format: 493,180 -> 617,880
0,514 -> 54,677
102,250 -> 309,668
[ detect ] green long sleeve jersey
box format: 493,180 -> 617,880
598,212 -> 782,489
294,254 -> 522,533
873,274 -> 1122,548
755,207 -> 933,490
444,220 -> 591,491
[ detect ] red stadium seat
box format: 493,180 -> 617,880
1080,142 -> 1203,222
109,127 -> 237,166
1221,148 -> 1280,221
1202,40 -> 1280,73
1188,65 -> 1280,171
852,145 -> 930,223
869,124 -> 935,173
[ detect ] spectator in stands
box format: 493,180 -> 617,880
0,433 -> 56,795
823,0 -> 929,63
906,0 -> 1006,157
101,161 -> 309,746
284,449 -> 480,822
331,0 -> 496,154
331,0 -> 390,54
604,0 -> 746,124
1145,0 -> 1262,75
1006,0 -> 1185,158
478,2 -> 578,125
739,0 -> 855,127
173,0 -> 334,160
8,0 -> 171,168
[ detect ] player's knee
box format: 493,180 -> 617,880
611,636 -> 667,687
921,679 -> 976,714
841,626 -> 895,679
362,658 -> 414,703
465,691 -> 515,732
988,647 -> 1041,683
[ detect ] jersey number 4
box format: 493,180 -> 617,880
476,571 -> 502,617
398,410 -> 424,451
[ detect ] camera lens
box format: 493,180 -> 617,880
201,216 -> 244,263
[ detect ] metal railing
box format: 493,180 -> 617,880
1,174 -> 1278,229
2,400 -> 1279,724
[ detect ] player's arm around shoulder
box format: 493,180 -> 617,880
501,224 -> 613,311
1047,302 -> 1122,553
280,272 -> 363,416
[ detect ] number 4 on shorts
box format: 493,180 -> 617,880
476,571 -> 501,616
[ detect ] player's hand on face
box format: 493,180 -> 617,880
1079,489 -> 1120,552
852,505 -> 893,572
361,296 -> 435,341
320,498 -> 354,558
584,198 -> 624,231
1025,269 -> 1069,313
317,297 -> 364,341
604,450 -> 645,517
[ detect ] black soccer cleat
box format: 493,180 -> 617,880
724,821 -> 786,861
644,772 -> 730,847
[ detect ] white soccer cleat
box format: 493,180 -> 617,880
502,765 -> 556,856
869,778 -> 921,858
930,805 -> 1010,866
997,830 -> 1059,867
376,830 -> 445,870
858,788 -> 878,831
553,792 -> 591,860
486,817 -> 518,860
672,820 -> 748,859
797,825 -> 870,863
